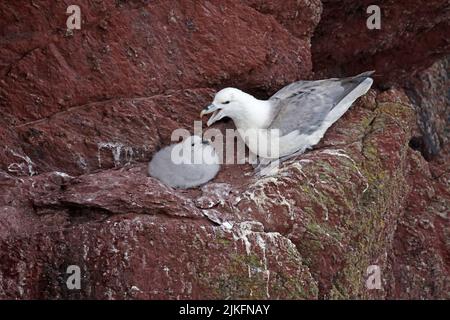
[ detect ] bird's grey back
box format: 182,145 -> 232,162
268,71 -> 374,135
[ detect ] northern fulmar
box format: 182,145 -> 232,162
201,71 -> 374,169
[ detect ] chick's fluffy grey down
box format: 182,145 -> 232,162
148,136 -> 220,189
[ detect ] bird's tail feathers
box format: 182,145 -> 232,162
355,70 -> 375,79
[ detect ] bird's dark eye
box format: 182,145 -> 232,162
223,101 -> 230,104
191,143 -> 195,146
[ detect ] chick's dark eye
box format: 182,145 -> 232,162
223,101 -> 230,105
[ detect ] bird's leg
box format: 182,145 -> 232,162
277,147 -> 308,164
253,157 -> 279,175
255,159 -> 281,177
253,161 -> 263,172
248,151 -> 260,168
254,147 -> 308,176
254,157 -> 271,170
251,158 -> 260,169
255,148 -> 306,175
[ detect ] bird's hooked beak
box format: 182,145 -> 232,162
200,104 -> 224,127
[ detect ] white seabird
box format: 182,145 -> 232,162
201,71 -> 374,168
148,135 -> 220,189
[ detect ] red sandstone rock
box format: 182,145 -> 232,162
405,57 -> 450,159
0,0 -> 311,126
312,0 -> 450,84
242,0 -> 322,39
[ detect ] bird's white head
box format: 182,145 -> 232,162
181,135 -> 210,155
179,135 -> 218,165
181,135 -> 203,147
200,88 -> 260,127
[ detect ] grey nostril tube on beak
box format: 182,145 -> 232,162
200,104 -> 218,117
200,103 -> 225,127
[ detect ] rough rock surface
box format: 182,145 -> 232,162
312,0 -> 450,85
1,1 -> 449,299
405,57 -> 450,159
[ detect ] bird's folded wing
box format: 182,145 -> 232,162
268,71 -> 374,136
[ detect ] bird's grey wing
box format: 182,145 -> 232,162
268,71 -> 374,135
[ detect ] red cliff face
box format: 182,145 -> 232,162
312,0 -> 450,85
0,0 -> 448,299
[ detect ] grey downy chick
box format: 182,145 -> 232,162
148,135 -> 220,189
